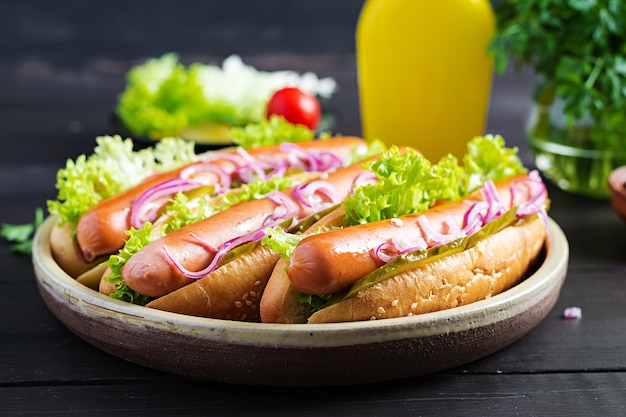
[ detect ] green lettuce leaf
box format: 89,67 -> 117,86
463,134 -> 527,192
116,54 -> 336,139
230,115 -> 315,148
47,135 -> 198,228
261,227 -> 309,259
342,147 -> 464,225
116,54 -> 216,137
342,135 -> 526,226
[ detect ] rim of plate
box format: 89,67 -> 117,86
33,215 -> 568,348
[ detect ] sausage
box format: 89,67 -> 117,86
76,137 -> 367,261
286,174 -> 543,295
119,156 -> 376,297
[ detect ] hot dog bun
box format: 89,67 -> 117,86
259,168 -> 549,324
305,216 -> 546,323
259,258 -> 310,324
146,245 -> 280,321
148,201 -> 350,321
260,206 -> 347,323
49,223 -> 105,279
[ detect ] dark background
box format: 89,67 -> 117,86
1,0 -> 532,172
5,3 -> 626,415
1,1 -> 367,65
2,0 -> 504,64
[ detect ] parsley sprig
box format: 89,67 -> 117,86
490,0 -> 626,150
1,208 -> 44,256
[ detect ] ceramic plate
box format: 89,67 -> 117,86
32,216 -> 568,387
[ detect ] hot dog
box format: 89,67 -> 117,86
116,155 -> 378,299
145,199 -> 351,321
286,174 -> 543,296
76,136 -> 367,262
307,216 -> 546,323
259,136 -> 550,323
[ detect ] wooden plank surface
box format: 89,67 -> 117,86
2,373 -> 626,416
2,1 -> 626,414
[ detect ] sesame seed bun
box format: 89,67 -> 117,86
306,216 -> 546,323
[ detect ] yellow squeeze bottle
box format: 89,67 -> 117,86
356,0 -> 495,161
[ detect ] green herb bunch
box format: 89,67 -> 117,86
490,0 -> 626,150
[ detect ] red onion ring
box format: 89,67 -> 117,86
292,181 -> 340,211
162,228 -> 268,280
130,178 -> 201,229
279,142 -> 343,173
350,171 -> 378,194
374,235 -> 427,263
316,151 -> 344,172
235,160 -> 290,184
179,163 -> 231,192
463,201 -> 488,235
417,215 -> 466,247
511,171 -> 550,239
265,191 -> 301,225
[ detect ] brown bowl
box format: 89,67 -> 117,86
32,215 -> 569,387
609,166 -> 626,223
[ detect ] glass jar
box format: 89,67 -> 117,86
527,87 -> 626,198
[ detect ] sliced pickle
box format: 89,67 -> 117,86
290,204 -> 340,233
342,207 -> 522,300
217,240 -> 261,268
183,184 -> 218,200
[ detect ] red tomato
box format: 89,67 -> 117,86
266,87 -> 321,130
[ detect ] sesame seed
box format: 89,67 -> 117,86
377,307 -> 386,314
370,316 -> 377,320
250,291 -> 257,298
410,302 -> 418,309
242,293 -> 249,300
391,299 -> 399,307
245,300 -> 253,306
254,280 -> 261,286
390,218 -> 403,227
235,301 -> 243,308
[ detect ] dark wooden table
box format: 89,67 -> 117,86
3,2 -> 626,415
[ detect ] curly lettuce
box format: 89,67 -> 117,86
261,227 -> 309,259
116,54 -> 336,139
343,148 -> 463,225
463,134 -> 527,192
342,134 -> 527,226
47,135 -> 197,227
117,54 -> 218,138
230,115 -> 315,148
105,224 -> 153,305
